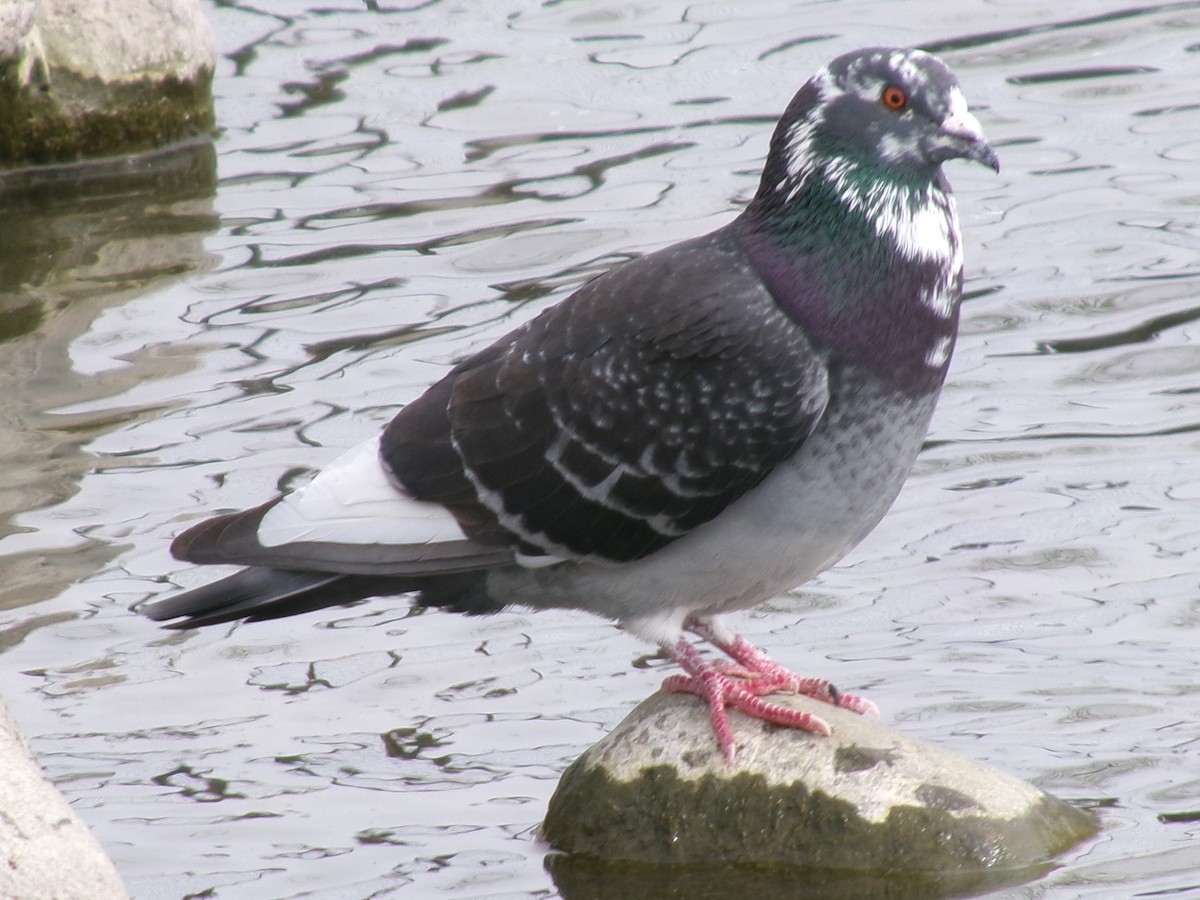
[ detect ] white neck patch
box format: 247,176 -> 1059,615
777,69 -> 832,191
822,158 -> 960,265
829,157 -> 964,336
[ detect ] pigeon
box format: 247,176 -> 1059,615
143,47 -> 998,764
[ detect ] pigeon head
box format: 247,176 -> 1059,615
761,47 -> 998,203
739,48 -> 996,393
822,47 -> 998,174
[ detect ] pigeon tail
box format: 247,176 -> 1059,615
141,567 -> 499,629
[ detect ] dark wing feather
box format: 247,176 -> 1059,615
383,229 -> 830,564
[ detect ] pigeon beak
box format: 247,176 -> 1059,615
936,108 -> 1000,173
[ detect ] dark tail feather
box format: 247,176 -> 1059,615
141,568 -> 425,629
141,568 -> 501,629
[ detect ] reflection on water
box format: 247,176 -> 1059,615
546,852 -> 1056,900
0,141 -> 219,611
0,1 -> 1199,898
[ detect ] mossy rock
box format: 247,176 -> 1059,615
543,691 -> 1097,898
0,0 -> 215,168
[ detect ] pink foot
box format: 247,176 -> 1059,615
658,619 -> 880,763
688,619 -> 880,719
661,637 -> 832,765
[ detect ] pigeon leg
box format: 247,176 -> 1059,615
686,617 -> 880,719
661,636 -> 831,764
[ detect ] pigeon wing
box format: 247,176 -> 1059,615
384,230 -> 831,566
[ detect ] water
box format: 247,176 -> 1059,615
1,1 -> 1198,897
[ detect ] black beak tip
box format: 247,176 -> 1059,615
979,144 -> 1001,174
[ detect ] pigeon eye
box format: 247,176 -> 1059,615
881,85 -> 907,111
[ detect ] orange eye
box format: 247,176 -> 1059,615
881,85 -> 907,111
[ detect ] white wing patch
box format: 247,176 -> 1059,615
257,436 -> 471,549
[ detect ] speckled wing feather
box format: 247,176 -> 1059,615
382,229 -> 831,565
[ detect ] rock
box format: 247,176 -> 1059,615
0,696 -> 128,899
543,691 -> 1097,899
0,0 -> 215,167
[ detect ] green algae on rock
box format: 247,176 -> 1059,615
0,0 -> 215,167
543,691 -> 1097,891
